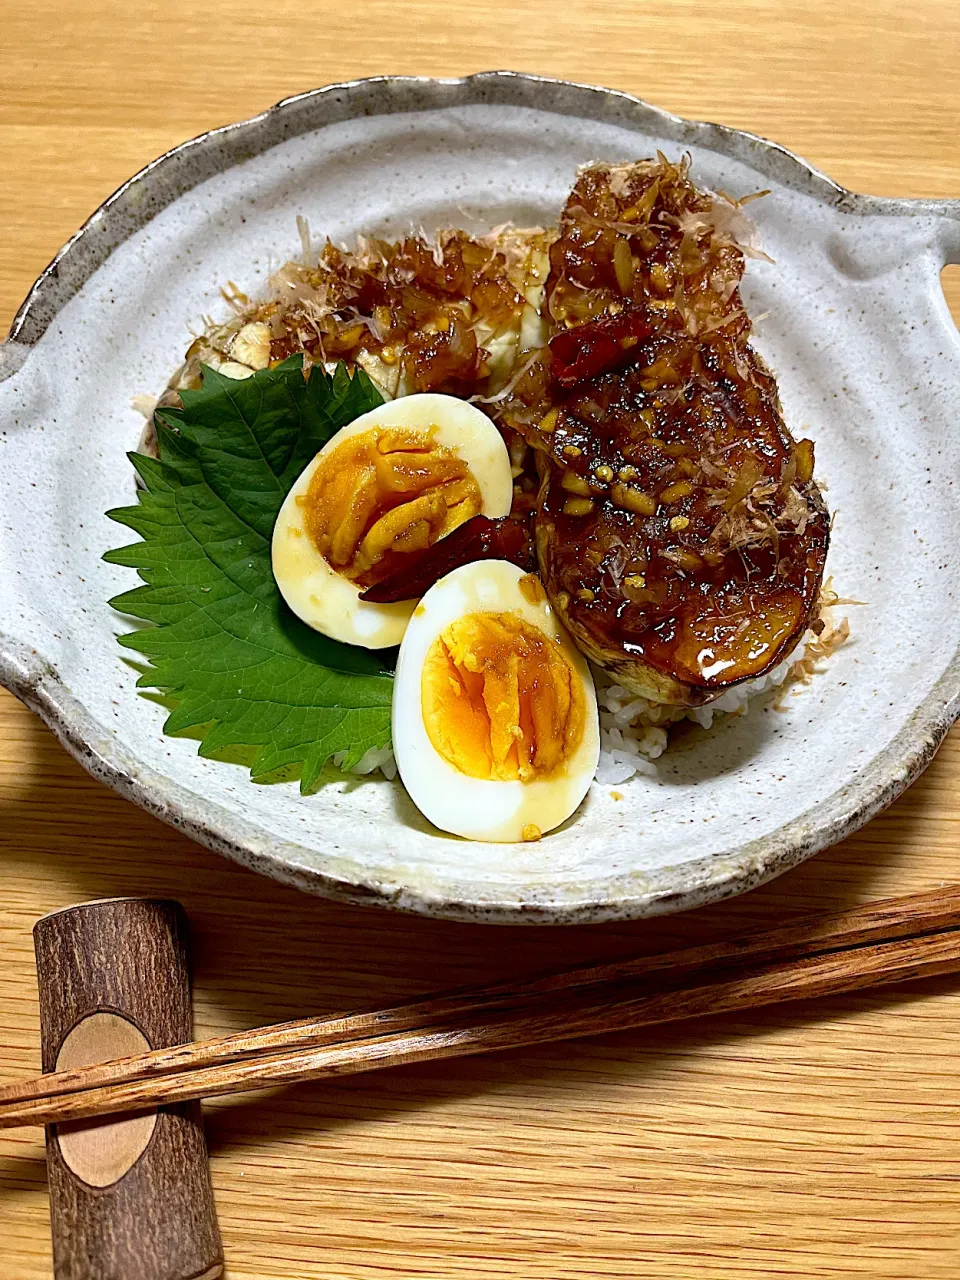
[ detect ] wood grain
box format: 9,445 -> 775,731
54,1013 -> 156,1187
33,901 -> 223,1280
1,1 -> 959,1276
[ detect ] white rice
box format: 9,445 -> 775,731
334,743 -> 398,780
340,641 -> 797,788
340,618 -> 848,789
592,649 -> 797,786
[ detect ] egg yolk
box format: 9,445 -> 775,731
421,611 -> 585,782
301,427 -> 482,587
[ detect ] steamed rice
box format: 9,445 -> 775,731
592,653 -> 796,785
341,612 -> 848,790
334,743 -> 398,780
339,654 -> 786,789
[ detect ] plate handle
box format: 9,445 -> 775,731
916,198 -> 960,264
860,195 -> 960,264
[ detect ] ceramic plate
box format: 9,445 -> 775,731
2,73 -> 959,924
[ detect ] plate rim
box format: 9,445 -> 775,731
2,70 -> 959,924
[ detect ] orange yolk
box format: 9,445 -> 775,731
300,426 -> 482,588
421,611 -> 585,782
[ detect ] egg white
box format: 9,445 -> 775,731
392,560 -> 600,842
272,394 -> 513,648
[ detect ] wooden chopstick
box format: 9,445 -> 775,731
2,885 -> 959,1130
7,884 -> 960,1105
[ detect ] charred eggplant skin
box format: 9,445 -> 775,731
512,158 -> 829,705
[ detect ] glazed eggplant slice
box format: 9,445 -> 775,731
502,156 -> 829,705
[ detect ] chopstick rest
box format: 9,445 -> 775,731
34,899 -> 223,1280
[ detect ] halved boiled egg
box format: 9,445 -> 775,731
272,393 -> 513,647
392,560 -> 600,842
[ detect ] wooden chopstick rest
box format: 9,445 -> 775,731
34,899 -> 223,1280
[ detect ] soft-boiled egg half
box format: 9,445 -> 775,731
272,394 -> 513,648
392,560 -> 600,842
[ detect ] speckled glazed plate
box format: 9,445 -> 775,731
2,73 -> 959,923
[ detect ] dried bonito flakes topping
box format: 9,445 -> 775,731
165,225 -> 554,404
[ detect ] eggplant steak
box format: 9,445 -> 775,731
499,157 -> 829,706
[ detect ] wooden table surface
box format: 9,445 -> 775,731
2,2 -> 959,1276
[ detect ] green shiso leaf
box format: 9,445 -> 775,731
105,356 -> 393,792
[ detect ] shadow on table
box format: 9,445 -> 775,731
1,701 -> 955,1166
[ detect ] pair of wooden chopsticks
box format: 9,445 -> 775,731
3,884 -> 959,1130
